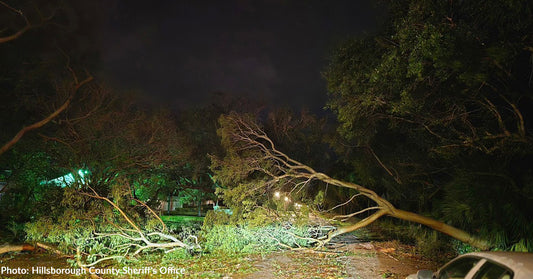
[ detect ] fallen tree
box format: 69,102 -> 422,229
75,186 -> 199,267
21,184 -> 199,266
212,113 -> 491,250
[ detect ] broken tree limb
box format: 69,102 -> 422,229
219,113 -> 492,250
0,243 -> 34,254
74,186 -> 197,266
35,242 -> 64,255
0,242 -> 70,256
0,0 -> 31,44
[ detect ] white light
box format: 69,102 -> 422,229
284,196 -> 290,202
274,191 -> 280,198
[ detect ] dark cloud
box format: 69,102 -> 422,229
96,0 -> 381,111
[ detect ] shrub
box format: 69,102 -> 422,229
200,204 -> 318,254
201,223 -> 316,254
370,220 -> 455,262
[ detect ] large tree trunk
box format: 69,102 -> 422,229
315,173 -> 491,249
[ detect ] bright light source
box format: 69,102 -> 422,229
274,191 -> 280,198
284,196 -> 290,202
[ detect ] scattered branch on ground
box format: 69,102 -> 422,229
72,186 -> 199,266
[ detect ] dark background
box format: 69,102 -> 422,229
94,0 -> 381,111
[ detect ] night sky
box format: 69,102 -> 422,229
96,0 -> 381,111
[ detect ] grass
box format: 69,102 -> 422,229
160,215 -> 204,223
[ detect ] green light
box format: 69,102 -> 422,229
40,168 -> 90,188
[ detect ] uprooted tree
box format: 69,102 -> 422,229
212,112 -> 491,250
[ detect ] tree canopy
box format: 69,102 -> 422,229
323,0 -> 533,250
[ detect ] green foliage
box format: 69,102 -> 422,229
23,176 -> 175,261
323,0 -> 533,251
8,82 -> 202,260
162,248 -> 192,261
24,203 -> 172,260
161,215 -> 204,223
0,150 -> 64,238
202,210 -> 233,229
209,112 -> 353,254
212,111 -> 335,210
6,220 -> 25,240
509,239 -> 533,253
439,170 -> 533,251
162,216 -> 204,244
201,207 -> 318,254
313,190 -> 325,206
201,224 -> 316,254
24,216 -> 94,253
452,240 -> 479,255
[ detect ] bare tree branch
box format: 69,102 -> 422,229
367,145 -> 402,184
75,189 -> 197,266
0,74 -> 93,156
0,0 -> 31,43
134,198 -> 167,232
324,193 -> 362,213
0,1 -> 55,44
332,206 -> 382,222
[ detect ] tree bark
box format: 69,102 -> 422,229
316,171 -> 491,250
0,244 -> 34,254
